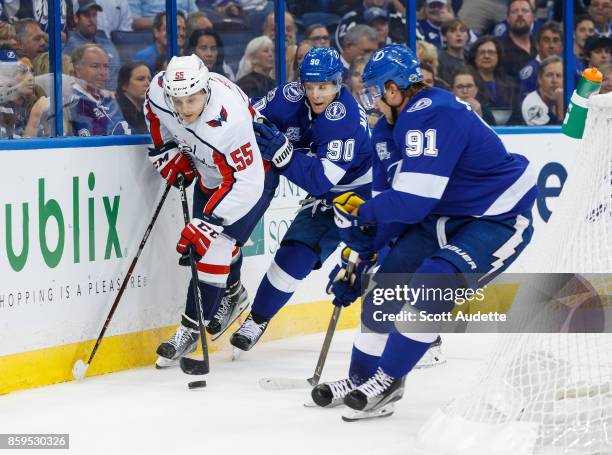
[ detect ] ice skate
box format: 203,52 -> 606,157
155,314 -> 199,368
311,378 -> 356,408
229,313 -> 269,351
206,282 -> 250,340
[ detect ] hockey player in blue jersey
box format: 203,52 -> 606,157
310,45 -> 537,420
229,47 -> 372,351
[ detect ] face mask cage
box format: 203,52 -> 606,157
359,84 -> 383,110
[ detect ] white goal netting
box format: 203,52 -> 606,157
417,93 -> 612,455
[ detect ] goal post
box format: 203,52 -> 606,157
416,93 -> 612,455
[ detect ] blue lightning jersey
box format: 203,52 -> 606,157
253,82 -> 372,202
359,87 -> 537,225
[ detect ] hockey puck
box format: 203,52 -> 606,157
188,380 -> 207,390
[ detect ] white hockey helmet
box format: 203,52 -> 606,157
163,54 -> 210,120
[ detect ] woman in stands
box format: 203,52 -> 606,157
116,61 -> 151,134
467,35 -> 523,125
0,50 -> 49,138
451,66 -> 496,126
188,29 -> 236,81
235,35 -> 275,98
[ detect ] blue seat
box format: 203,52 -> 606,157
111,31 -> 154,65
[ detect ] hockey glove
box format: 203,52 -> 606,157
148,142 -> 197,188
327,248 -> 377,307
253,117 -> 293,170
333,192 -> 377,255
176,217 -> 224,262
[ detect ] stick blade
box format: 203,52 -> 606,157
258,377 -> 311,390
72,360 -> 88,381
180,357 -> 210,375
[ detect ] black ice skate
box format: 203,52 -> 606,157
342,368 -> 405,421
206,282 -> 250,340
311,378 -> 356,408
229,313 -> 269,351
155,314 -> 199,368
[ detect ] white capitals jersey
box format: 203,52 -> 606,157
144,72 -> 266,226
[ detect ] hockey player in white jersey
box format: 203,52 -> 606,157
144,54 -> 279,367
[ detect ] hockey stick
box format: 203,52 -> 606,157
72,183 -> 172,380
259,250 -> 359,391
177,176 -> 210,381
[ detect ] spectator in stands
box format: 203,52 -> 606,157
0,22 -> 17,49
519,21 -> 563,96
240,0 -> 273,34
116,60 -> 149,133
417,0 -> 454,48
347,55 -> 379,127
129,0 -> 196,30
419,61 -> 450,89
334,0 -> 407,50
14,19 -> 46,62
583,35 -> 612,69
416,39 -> 439,76
468,35 -> 522,125
600,63 -> 612,94
457,0 -> 506,34
437,19 -> 469,85
521,55 -> 563,126
96,0 -> 133,39
134,11 -> 186,73
70,44 -> 129,136
1,0 -> 72,33
364,7 -> 391,48
188,29 -> 235,80
451,66 -> 496,125
588,0 -> 611,37
303,23 -> 330,48
291,39 -> 312,81
490,0 -> 543,40
186,11 -> 213,38
236,35 -> 275,98
64,0 -> 121,90
0,48 -> 49,137
574,15 -> 596,78
263,11 -> 297,80
340,25 -> 378,78
500,0 -> 537,77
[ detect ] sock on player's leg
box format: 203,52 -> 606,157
251,242 -> 318,320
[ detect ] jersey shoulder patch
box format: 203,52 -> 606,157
325,101 -> 347,121
407,97 -> 432,112
519,64 -> 534,80
282,82 -> 304,102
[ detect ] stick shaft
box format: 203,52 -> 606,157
177,179 -> 210,368
86,183 -> 172,366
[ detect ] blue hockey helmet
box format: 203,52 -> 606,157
361,45 -> 423,109
299,47 -> 344,87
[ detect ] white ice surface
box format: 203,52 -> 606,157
0,331 -> 497,455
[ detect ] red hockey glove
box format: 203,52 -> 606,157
148,142 -> 197,187
177,217 -> 224,260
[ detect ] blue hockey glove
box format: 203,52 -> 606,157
327,248 -> 376,307
253,117 -> 293,170
333,192 -> 377,254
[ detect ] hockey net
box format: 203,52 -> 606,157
417,93 -> 612,455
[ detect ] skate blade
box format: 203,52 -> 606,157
259,377 -> 311,390
342,403 -> 395,422
210,299 -> 251,341
413,349 -> 447,369
155,356 -> 179,369
304,401 -> 343,408
231,347 -> 242,361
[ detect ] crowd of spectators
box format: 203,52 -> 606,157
0,0 -> 610,139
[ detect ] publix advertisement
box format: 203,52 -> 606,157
0,133 -> 580,358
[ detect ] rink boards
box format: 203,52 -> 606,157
0,132 -> 580,393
